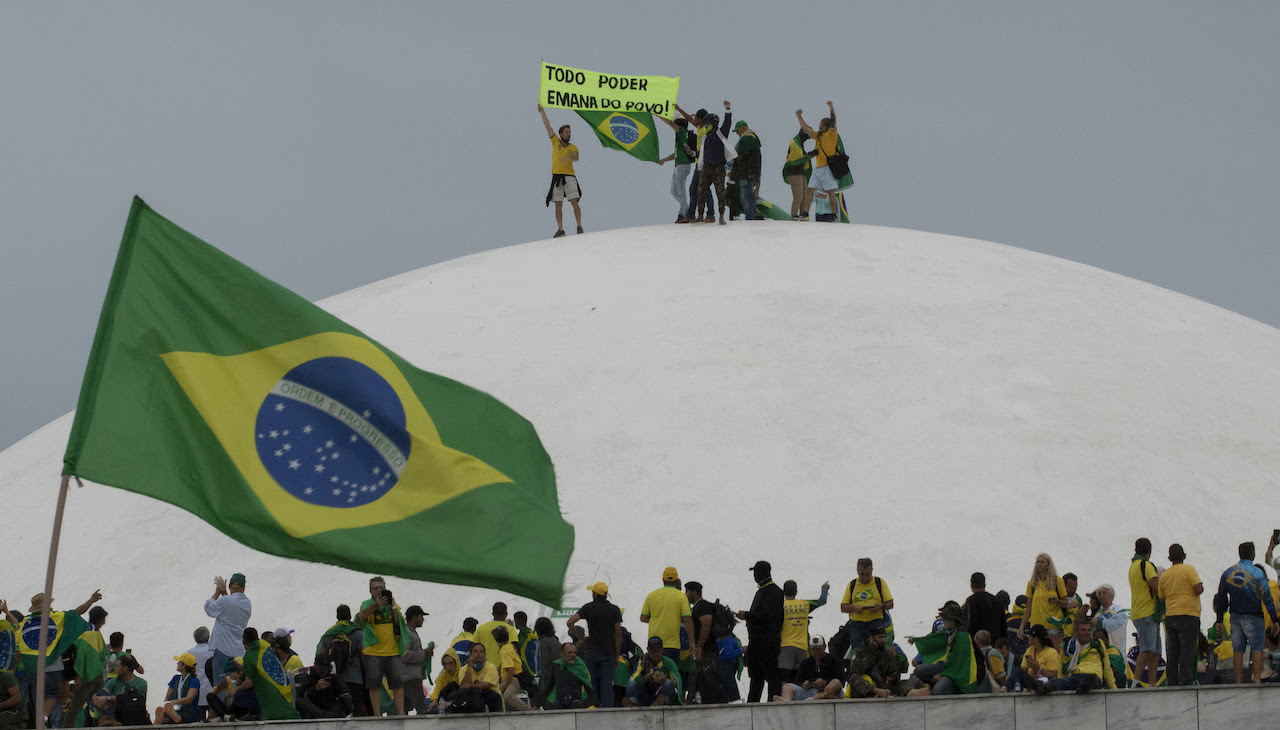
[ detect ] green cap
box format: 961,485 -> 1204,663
734,120 -> 747,131
229,573 -> 246,587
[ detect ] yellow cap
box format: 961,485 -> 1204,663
174,653 -> 197,668
662,567 -> 679,582
589,582 -> 609,596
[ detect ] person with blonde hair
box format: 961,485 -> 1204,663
1017,553 -> 1068,648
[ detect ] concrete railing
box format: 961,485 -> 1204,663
204,684 -> 1280,729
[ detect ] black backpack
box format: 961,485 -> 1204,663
328,632 -> 356,676
115,686 -> 151,726
709,600 -> 737,640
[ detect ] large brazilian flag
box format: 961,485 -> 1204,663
17,610 -> 88,674
64,198 -> 574,606
243,640 -> 301,720
574,110 -> 660,163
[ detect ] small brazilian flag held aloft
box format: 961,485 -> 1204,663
575,110 -> 659,163
64,198 -> 574,606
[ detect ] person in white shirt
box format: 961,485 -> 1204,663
1089,584 -> 1129,657
203,574 -> 251,696
186,627 -> 215,720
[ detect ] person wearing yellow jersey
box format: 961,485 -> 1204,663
839,558 -> 894,653
1017,553 -> 1067,649
1003,625 -> 1058,692
1128,537 -> 1162,688
447,644 -> 502,714
537,103 -> 582,238
427,649 -> 461,714
795,101 -> 840,202
1158,543 -> 1204,686
357,577 -> 406,716
1035,617 -> 1116,694
639,568 -> 696,667
492,626 -> 529,711
779,580 -> 830,683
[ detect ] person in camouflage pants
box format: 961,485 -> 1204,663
845,625 -> 911,698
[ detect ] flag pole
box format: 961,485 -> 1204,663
33,474 -> 71,727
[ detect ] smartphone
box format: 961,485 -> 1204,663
1273,529 -> 1279,545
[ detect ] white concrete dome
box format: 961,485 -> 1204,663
6,223 -> 1280,677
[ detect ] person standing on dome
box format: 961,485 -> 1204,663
204,573 -> 251,700
538,104 -> 582,238
732,120 -> 762,221
796,101 -> 840,217
657,115 -> 698,223
737,560 -> 784,702
693,101 -> 734,225
1017,553 -> 1067,649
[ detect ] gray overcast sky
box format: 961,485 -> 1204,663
3,1 -> 1279,450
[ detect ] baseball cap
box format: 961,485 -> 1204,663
748,560 -> 771,573
695,108 -> 708,118
647,637 -> 664,649
1028,625 -> 1049,641
174,653 -> 197,668
229,573 -> 246,587
734,120 -> 747,131
273,626 -> 295,638
406,605 -> 428,619
663,567 -> 679,582
809,634 -> 826,647
589,582 -> 609,597
89,606 -> 108,624
869,624 -> 888,636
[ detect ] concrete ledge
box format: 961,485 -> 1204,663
201,685 -> 1280,729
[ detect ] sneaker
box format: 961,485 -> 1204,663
791,215 -> 802,221
576,226 -> 584,234
676,217 -> 693,224
553,230 -> 566,238
798,212 -> 810,220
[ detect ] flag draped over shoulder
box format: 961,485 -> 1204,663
72,630 -> 109,682
243,640 -> 300,720
574,110 -> 660,163
912,631 -> 978,694
0,616 -> 17,671
64,198 -> 574,606
18,610 -> 88,673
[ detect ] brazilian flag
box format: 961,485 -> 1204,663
833,136 -> 855,191
837,192 -> 851,224
0,616 -> 16,671
574,110 -> 659,163
243,640 -> 301,720
63,198 -> 574,606
18,610 -> 88,673
913,630 -> 978,694
754,199 -> 792,221
72,630 -> 109,682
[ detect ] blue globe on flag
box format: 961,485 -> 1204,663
255,356 -> 410,509
21,617 -> 56,651
609,115 -> 640,145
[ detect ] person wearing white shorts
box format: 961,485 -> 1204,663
797,102 -> 842,217
539,103 -> 583,238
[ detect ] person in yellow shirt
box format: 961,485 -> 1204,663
1036,617 -> 1116,694
538,104 -> 582,239
1128,537 -> 1162,688
492,626 -> 529,711
1158,543 -> 1204,686
1017,553 -> 1067,649
1002,625 -> 1058,691
795,101 -> 841,202
779,580 -> 830,683
839,558 -> 894,653
426,649 -> 461,715
447,644 -> 502,714
474,603 -> 517,683
640,568 -> 696,667
357,577 -> 406,715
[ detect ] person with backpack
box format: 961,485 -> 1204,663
737,560 -> 784,703
779,580 -> 830,684
317,604 -> 366,715
837,558 -> 895,661
96,654 -> 148,726
796,101 -> 842,210
296,651 -> 353,718
683,582 -> 730,703
566,582 -> 621,708
1128,538 -> 1163,686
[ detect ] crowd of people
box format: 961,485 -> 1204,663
5,534 -> 1280,726
537,99 -> 852,238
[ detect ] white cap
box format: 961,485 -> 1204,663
810,634 -> 826,647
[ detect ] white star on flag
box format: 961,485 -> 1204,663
288,459 -> 300,470
275,402 -> 285,412
314,464 -> 326,473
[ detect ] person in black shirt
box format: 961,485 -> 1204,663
685,582 -> 724,703
296,653 -> 353,719
775,636 -> 843,701
737,560 -> 784,703
565,582 -> 621,708
965,572 -> 1006,641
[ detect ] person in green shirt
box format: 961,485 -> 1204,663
658,115 -> 699,223
95,654 -> 148,725
0,670 -> 28,730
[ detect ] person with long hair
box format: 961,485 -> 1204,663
1002,625 -> 1059,692
1017,553 -> 1068,649
155,654 -> 201,724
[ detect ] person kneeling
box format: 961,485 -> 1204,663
775,635 -> 843,701
445,644 -> 503,714
540,642 -> 599,710
623,638 -> 681,707
1036,618 -> 1117,695
296,652 -> 353,718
